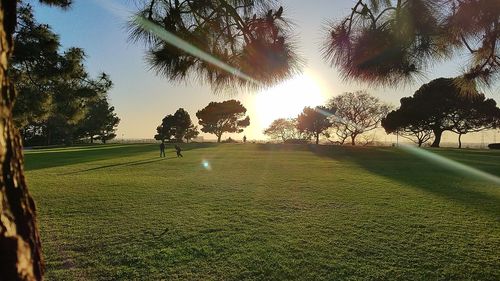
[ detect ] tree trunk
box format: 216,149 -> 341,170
315,133 -> 319,145
217,134 -> 221,143
418,139 -> 423,147
431,129 -> 443,148
351,134 -> 357,146
0,1 -> 44,280
90,135 -> 93,144
458,133 -> 462,149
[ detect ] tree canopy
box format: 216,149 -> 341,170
263,118 -> 306,143
324,0 -> 499,90
129,0 -> 301,92
155,108 -> 196,142
326,91 -> 390,146
296,106 -> 332,145
11,3 -> 118,146
382,77 -> 500,148
196,100 -> 250,142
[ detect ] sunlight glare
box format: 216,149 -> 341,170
254,70 -> 329,129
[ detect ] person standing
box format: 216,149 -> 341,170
160,141 -> 166,157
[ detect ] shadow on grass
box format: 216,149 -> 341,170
308,145 -> 500,218
24,143 -> 220,171
60,157 -> 177,175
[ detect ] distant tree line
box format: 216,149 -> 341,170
155,100 -> 250,143
265,91 -> 391,145
11,4 -> 120,146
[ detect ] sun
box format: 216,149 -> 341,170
253,70 -> 329,130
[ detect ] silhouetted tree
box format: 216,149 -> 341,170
184,125 -> 200,143
326,91 -> 391,146
382,109 -> 433,147
264,118 -> 306,143
296,107 -> 332,145
324,0 -> 499,90
1,1 -> 71,280
448,95 -> 500,148
383,77 -> 500,148
155,114 -> 175,142
172,108 -> 194,141
196,100 -> 250,142
129,0 -> 301,92
155,108 -> 196,142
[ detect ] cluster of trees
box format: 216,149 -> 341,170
155,100 -> 250,143
265,91 -> 391,145
11,4 -> 120,146
155,108 -> 199,143
382,78 -> 500,148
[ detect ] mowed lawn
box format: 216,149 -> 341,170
24,143 -> 500,280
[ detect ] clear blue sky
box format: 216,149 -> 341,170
31,0 -> 499,143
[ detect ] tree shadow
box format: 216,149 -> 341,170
24,143 -> 220,171
308,145 -> 500,219
60,157 -> 176,175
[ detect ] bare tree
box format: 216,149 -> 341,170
327,91 -> 391,146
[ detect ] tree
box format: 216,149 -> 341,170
196,100 -> 250,142
184,125 -> 200,143
1,1 -> 71,280
382,106 -> 433,147
77,98 -> 120,144
326,91 -> 391,146
155,114 -> 175,142
155,108 -> 195,142
12,5 -> 113,146
129,0 -> 301,92
382,77 -> 500,148
448,95 -> 500,148
264,118 -> 306,143
172,108 -> 193,142
324,0 -> 499,90
296,107 -> 332,145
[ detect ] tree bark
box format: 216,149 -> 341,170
431,129 -> 443,147
351,134 -> 357,146
0,1 -> 44,280
217,134 -> 221,143
315,133 -> 319,145
458,133 -> 462,149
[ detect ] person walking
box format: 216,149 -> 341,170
160,141 -> 166,157
174,144 -> 183,158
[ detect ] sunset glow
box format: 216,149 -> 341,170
253,70 -> 329,130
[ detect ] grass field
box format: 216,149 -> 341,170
24,143 -> 500,280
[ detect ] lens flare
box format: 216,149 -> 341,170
399,144 -> 500,185
201,160 -> 211,171
133,16 -> 260,86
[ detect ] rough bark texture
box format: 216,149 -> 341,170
0,1 -> 44,280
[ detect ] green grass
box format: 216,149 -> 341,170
24,143 -> 500,280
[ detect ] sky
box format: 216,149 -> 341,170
32,0 -> 500,144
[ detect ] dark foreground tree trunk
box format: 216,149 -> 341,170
315,133 -> 319,145
217,134 -> 221,143
0,1 -> 44,280
458,133 -> 462,149
431,129 -> 443,147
